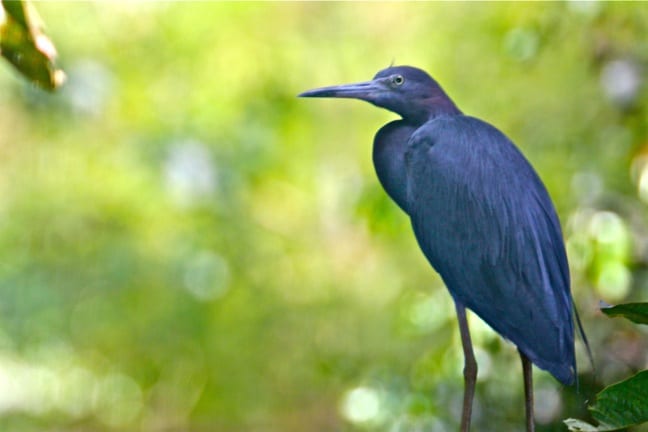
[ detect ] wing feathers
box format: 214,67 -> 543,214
406,115 -> 575,384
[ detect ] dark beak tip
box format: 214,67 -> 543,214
298,88 -> 334,98
298,80 -> 377,100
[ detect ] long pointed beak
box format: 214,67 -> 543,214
298,79 -> 382,100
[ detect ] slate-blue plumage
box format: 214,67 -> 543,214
300,65 -> 577,431
401,116 -> 574,384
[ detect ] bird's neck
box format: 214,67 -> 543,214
402,94 -> 462,125
423,95 -> 462,121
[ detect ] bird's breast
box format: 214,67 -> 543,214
372,120 -> 419,214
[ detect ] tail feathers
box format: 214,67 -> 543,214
573,298 -> 595,390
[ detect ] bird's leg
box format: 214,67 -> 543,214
519,350 -> 535,432
455,303 -> 477,432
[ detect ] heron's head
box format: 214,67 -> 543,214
299,66 -> 460,124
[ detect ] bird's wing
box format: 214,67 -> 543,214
405,115 -> 575,384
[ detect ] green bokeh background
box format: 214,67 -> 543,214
0,2 -> 647,431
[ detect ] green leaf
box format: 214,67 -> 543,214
590,370 -> 648,428
601,302 -> 648,325
0,0 -> 65,90
565,370 -> 648,431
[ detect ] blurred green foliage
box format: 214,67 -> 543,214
0,3 -> 647,432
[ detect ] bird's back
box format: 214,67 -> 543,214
404,115 -> 575,385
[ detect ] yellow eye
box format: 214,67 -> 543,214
392,75 -> 404,86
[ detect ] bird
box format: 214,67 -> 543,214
299,66 -> 588,432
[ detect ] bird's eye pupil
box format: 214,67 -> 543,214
392,75 -> 404,86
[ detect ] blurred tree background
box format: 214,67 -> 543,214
0,2 -> 647,432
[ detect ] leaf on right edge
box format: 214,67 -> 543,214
565,370 -> 648,431
601,302 -> 648,325
590,370 -> 648,429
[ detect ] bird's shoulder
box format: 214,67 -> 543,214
407,115 -> 517,159
404,115 -> 540,209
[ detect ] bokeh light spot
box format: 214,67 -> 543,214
588,211 -> 626,245
571,171 -> 603,205
596,262 -> 631,301
341,386 -> 381,424
164,140 -> 217,208
474,348 -> 492,381
535,386 -> 562,424
504,28 -> 539,62
600,59 -> 642,107
407,292 -> 452,333
183,251 -> 230,301
566,232 -> 593,273
567,0 -> 602,16
95,373 -> 143,428
633,156 -> 648,203
62,60 -> 114,116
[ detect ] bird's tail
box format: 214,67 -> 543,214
573,299 -> 595,391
